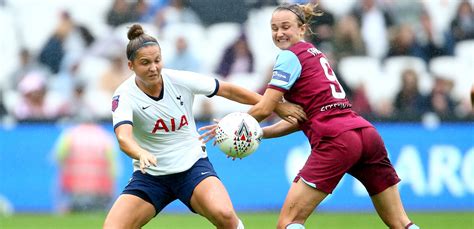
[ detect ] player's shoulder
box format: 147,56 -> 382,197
276,49 -> 300,66
162,68 -> 211,86
162,68 -> 202,80
288,41 -> 320,55
113,75 -> 135,96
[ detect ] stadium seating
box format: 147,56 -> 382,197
0,6 -> 20,88
454,39 -> 474,67
161,23 -> 206,53
429,56 -> 473,101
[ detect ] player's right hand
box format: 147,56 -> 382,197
198,119 -> 219,144
275,101 -> 307,124
139,151 -> 157,174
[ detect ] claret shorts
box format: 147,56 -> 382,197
295,127 -> 400,196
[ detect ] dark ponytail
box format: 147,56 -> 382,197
126,24 -> 160,60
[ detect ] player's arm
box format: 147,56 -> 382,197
114,124 -> 156,173
262,119 -> 300,139
248,88 -> 284,122
217,81 -> 306,123
216,81 -> 261,105
249,50 -> 306,123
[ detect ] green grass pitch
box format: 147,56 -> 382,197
1,212 -> 473,228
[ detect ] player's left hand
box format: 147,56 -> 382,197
198,119 -> 219,144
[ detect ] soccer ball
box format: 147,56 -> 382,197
215,112 -> 263,159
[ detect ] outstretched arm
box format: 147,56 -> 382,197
216,81 -> 306,123
248,88 -> 282,122
216,81 -> 261,105
248,88 -> 306,123
262,119 -> 300,139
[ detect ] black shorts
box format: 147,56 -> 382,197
122,157 -> 218,215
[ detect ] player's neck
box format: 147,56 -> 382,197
136,77 -> 163,97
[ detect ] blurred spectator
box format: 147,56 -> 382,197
106,0 -> 141,27
306,2 -> 335,48
332,15 -> 366,61
132,0 -> 149,22
38,12 -> 73,74
427,77 -> 457,121
13,72 -> 62,122
140,0 -> 169,23
188,0 -> 249,26
383,0 -> 423,26
166,36 -> 201,72
99,55 -> 131,99
50,61 -> 83,100
471,85 -> 474,109
155,0 -> 201,29
216,33 -> 254,78
449,0 -> 474,43
415,10 -> 447,62
194,99 -> 214,122
386,24 -> 424,59
393,69 -> 429,121
468,85 -> 474,119
9,48 -> 49,90
248,0 -> 278,8
58,80 -> 99,123
351,0 -> 394,59
0,90 -> 7,119
39,11 -> 95,74
54,122 -> 117,212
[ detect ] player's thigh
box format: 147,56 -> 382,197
299,130 -> 363,194
104,194 -> 155,229
278,179 -> 328,226
370,184 -> 410,228
190,176 -> 237,220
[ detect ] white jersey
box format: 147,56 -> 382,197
112,69 -> 219,176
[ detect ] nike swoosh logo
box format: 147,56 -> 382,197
200,172 -> 210,175
142,105 -> 151,110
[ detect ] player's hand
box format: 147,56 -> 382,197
274,101 -> 307,124
138,151 -> 157,174
198,119 -> 219,144
226,155 -> 242,161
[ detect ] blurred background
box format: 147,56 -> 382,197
0,0 -> 473,227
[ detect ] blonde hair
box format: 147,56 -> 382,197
274,2 -> 323,26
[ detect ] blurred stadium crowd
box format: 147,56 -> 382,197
0,0 -> 473,125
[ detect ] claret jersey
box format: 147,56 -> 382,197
268,41 -> 372,147
112,69 -> 219,176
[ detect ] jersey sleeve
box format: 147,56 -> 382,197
111,93 -> 133,130
171,69 -> 219,97
269,50 -> 302,91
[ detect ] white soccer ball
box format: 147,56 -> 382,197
215,112 -> 263,159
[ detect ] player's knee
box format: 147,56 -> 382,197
103,218 -> 123,229
383,217 -> 411,229
213,208 -> 238,227
103,216 -> 115,229
103,215 -> 140,229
